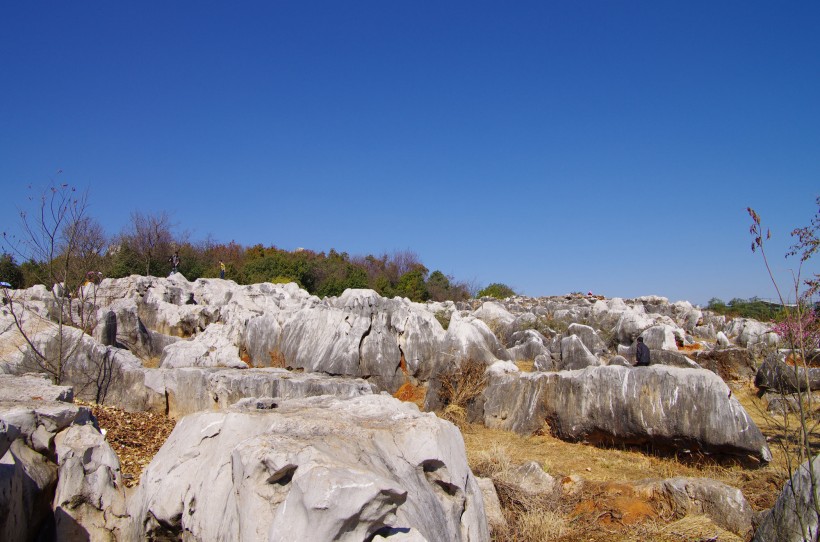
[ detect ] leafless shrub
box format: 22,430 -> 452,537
436,359 -> 488,426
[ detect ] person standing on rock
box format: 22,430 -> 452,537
634,336 -> 650,367
219,260 -> 226,279
170,251 -> 180,274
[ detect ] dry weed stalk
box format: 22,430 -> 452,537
437,358 -> 488,426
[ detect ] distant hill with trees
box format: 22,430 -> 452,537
1,186 -> 519,303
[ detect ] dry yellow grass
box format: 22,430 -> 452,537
462,379 -> 794,541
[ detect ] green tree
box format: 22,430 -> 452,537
0,253 -> 24,288
395,269 -> 429,302
477,283 -> 516,299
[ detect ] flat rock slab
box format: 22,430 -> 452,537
0,373 -> 73,403
156,367 -> 376,418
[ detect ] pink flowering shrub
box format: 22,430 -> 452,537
771,308 -> 820,351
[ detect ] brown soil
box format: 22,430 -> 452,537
80,401 -> 177,487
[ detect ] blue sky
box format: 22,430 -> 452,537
1,1 -> 818,305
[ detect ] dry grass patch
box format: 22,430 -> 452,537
514,360 -> 535,372
142,355 -> 162,369
462,382 -> 794,541
434,359 -> 488,427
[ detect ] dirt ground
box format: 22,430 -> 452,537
80,401 -> 177,488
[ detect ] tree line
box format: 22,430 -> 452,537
1,184 -> 515,302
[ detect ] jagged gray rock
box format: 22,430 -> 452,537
755,353 -> 820,393
53,423 -> 128,540
475,478 -> 506,532
1,439 -> 57,542
498,461 -> 555,495
127,394 -> 488,542
635,477 -> 753,537
0,373 -> 73,404
507,330 -> 550,362
693,347 -> 757,382
481,366 -> 771,463
566,323 -> 608,355
752,458 -> 820,542
559,335 -> 601,370
0,394 -> 96,542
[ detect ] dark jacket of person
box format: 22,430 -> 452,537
635,341 -> 651,366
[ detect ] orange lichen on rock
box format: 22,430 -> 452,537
393,382 -> 426,408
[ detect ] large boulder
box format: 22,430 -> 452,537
753,458 -> 820,542
506,330 -> 550,362
755,353 -> 820,394
613,308 -> 655,344
640,324 -> 681,351
0,373 -> 73,404
559,335 -> 601,370
693,347 -> 757,382
481,366 -> 772,463
127,394 -> 489,542
725,318 -> 778,350
472,301 -> 516,336
635,477 -> 753,537
53,423 -> 128,540
0,439 -> 57,542
566,323 -> 608,355
160,323 -> 247,369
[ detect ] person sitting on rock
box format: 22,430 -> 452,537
634,336 -> 651,367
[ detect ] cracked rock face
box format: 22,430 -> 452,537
0,394 -> 99,542
53,423 -> 128,540
127,394 -> 489,542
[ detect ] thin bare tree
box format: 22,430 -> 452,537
1,182 -> 96,383
124,210 -> 175,276
748,199 -> 820,540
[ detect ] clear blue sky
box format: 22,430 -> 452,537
1,1 -> 818,305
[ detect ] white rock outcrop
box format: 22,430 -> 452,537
127,394 -> 489,542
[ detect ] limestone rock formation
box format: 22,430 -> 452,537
559,335 -> 601,370
481,366 -> 772,463
159,367 -> 375,418
635,476 -> 753,537
53,423 -> 128,540
127,394 -> 489,542
752,458 -> 820,542
0,392 -> 96,542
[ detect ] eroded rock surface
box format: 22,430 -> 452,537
481,366 -> 772,463
127,394 -> 489,542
